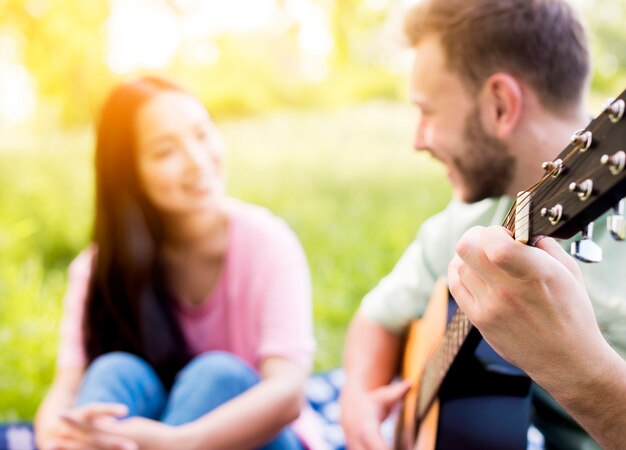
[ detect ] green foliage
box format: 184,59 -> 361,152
0,262 -> 64,420
0,129 -> 93,265
2,0 -> 113,125
580,0 -> 626,97
165,34 -> 405,120
0,102 -> 450,419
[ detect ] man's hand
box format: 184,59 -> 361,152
340,381 -> 410,450
447,225 -> 605,381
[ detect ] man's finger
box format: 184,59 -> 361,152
448,254 -> 476,316
358,424 -> 391,450
374,380 -> 410,405
480,226 -> 548,279
534,236 -> 581,277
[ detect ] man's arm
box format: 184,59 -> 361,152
340,313 -> 409,450
448,225 -> 626,450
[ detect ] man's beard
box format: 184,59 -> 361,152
452,106 -> 516,203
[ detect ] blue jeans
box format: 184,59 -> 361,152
77,351 -> 303,450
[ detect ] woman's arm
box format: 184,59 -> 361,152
180,356 -> 306,450
35,367 -> 84,448
35,366 -> 137,450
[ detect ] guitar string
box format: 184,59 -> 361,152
507,111 -> 624,236
511,155 -> 624,238
510,146 -> 622,235
509,130 -> 608,229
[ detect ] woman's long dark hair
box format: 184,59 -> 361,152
84,76 -> 191,388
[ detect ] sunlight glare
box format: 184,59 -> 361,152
365,0 -> 391,12
0,61 -> 36,127
107,0 -> 180,74
186,0 -> 276,34
284,0 -> 333,81
106,0 -> 282,74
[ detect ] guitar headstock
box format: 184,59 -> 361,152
512,89 -> 626,260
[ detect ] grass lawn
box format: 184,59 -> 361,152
0,101 -> 451,420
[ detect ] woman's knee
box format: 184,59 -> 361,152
85,352 -> 152,379
178,351 -> 259,388
78,352 -> 166,416
163,352 -> 260,424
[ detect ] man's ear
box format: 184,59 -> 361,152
478,73 -> 523,139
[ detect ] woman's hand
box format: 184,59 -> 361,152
96,417 -> 178,450
40,403 -> 138,450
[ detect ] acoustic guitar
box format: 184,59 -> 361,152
394,90 -> 626,450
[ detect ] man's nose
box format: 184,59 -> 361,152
413,119 -> 428,151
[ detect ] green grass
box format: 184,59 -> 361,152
0,101 -> 451,420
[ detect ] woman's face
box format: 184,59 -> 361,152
135,91 -> 226,216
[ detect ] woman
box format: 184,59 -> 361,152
34,77 -> 323,450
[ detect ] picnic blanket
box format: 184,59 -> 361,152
0,368 -> 349,450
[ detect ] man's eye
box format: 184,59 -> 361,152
153,147 -> 175,158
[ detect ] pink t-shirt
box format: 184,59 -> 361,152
56,199 -> 328,450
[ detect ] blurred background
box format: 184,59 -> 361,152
1,0 -> 625,420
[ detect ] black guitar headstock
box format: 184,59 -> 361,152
512,89 -> 626,261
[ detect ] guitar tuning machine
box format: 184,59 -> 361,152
605,98 -> 625,123
608,198 -> 625,242
601,150 -> 626,176
569,179 -> 593,201
571,222 -> 603,263
570,129 -> 593,152
540,204 -> 563,225
541,158 -> 564,177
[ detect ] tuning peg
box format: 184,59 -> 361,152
540,204 -> 563,225
541,158 -> 564,177
607,198 -> 625,241
605,98 -> 625,123
571,222 -> 602,263
601,150 -> 626,175
569,179 -> 593,201
570,129 -> 593,152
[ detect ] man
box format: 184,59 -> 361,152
449,226 -> 626,450
339,0 -> 625,448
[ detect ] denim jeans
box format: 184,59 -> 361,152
77,351 -> 303,450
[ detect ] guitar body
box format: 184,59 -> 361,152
395,278 -> 532,450
395,278 -> 448,450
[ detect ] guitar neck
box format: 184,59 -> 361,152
416,309 -> 473,421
